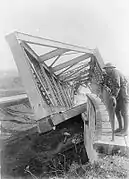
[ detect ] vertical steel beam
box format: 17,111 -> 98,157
63,83 -> 73,106
57,81 -> 70,107
50,77 -> 67,106
6,33 -> 51,120
49,55 -> 60,67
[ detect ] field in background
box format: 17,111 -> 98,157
0,70 -> 25,97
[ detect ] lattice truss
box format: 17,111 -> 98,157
6,32 -> 105,118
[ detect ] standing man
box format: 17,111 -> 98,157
102,63 -> 129,136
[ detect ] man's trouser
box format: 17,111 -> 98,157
115,84 -> 129,133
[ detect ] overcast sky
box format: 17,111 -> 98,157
0,0 -> 129,75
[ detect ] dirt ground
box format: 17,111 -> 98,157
34,153 -> 129,179
64,154 -> 129,179
1,153 -> 129,179
1,95 -> 129,179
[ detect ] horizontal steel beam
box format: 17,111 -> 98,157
61,63 -> 89,80
38,102 -> 87,132
39,48 -> 69,62
57,64 -> 76,76
52,53 -> 91,72
14,32 -> 94,53
64,73 -> 89,82
50,102 -> 87,126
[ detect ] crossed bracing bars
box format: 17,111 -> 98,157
6,32 -> 104,102
5,31 -> 105,119
14,31 -> 99,84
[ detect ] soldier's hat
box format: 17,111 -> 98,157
103,63 -> 116,69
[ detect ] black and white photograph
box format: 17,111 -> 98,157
0,0 -> 129,178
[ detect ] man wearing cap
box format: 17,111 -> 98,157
102,63 -> 129,136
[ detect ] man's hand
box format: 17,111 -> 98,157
111,96 -> 116,107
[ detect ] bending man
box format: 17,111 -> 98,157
102,63 -> 129,136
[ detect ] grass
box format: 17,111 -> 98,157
1,87 -> 129,179
22,153 -> 129,179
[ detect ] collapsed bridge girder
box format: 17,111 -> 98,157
0,32 -> 118,177
5,32 -> 103,115
4,32 -> 115,140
